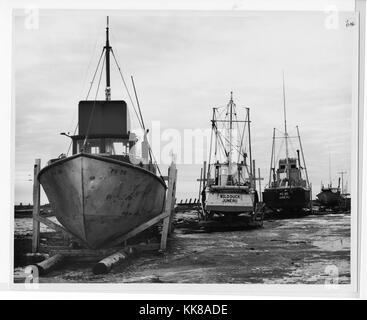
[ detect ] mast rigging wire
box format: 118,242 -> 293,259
110,49 -> 143,129
82,54 -> 106,150
66,48 -> 106,156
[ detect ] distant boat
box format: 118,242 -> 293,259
201,92 -> 262,225
316,185 -> 341,208
316,156 -> 342,208
263,74 -> 312,214
38,18 -> 166,249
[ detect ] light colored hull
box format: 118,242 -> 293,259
38,153 -> 166,249
205,189 -> 255,214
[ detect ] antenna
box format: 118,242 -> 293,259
282,71 -> 290,180
105,16 -> 111,100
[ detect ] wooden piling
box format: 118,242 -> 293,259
32,159 -> 41,253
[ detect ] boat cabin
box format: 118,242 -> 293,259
209,161 -> 251,188
274,157 -> 306,187
71,100 -> 137,159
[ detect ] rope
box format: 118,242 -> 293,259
85,48 -> 105,100
110,49 -> 143,129
66,48 -> 105,156
82,54 -> 106,150
110,49 -> 165,184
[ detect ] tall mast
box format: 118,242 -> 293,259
338,171 -> 347,194
247,107 -> 253,180
269,127 -> 276,187
105,16 -> 111,101
228,92 -> 233,176
328,154 -> 332,187
282,71 -> 290,180
296,126 -> 309,187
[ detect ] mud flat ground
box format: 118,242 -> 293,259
14,211 -> 350,284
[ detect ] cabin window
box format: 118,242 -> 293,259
91,146 -> 99,154
77,139 -> 102,154
105,139 -> 128,155
291,164 -> 297,169
280,165 -> 285,169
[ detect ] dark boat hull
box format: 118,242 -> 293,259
263,186 -> 311,212
38,153 -> 166,249
316,190 -> 341,207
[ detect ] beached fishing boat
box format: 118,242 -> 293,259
263,75 -> 312,214
38,18 -> 166,249
200,92 -> 263,226
316,157 -> 342,208
316,185 -> 341,208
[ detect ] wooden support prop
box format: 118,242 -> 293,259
24,253 -> 48,265
107,211 -> 170,248
32,159 -> 41,253
258,167 -> 262,202
160,162 -> 177,251
203,161 -> 207,186
34,215 -> 85,247
33,253 -> 65,276
93,247 -> 136,275
168,164 -> 177,235
31,158 -> 83,252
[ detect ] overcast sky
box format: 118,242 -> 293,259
14,10 -> 357,204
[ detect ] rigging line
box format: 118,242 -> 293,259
275,138 -> 285,164
214,110 -> 218,158
148,148 -> 166,186
288,138 -> 297,157
141,130 -> 165,185
66,28 -> 102,139
131,76 -> 146,130
82,54 -> 106,150
207,109 -> 215,178
85,48 -> 106,100
213,122 -> 229,158
218,130 -> 245,157
110,48 -> 143,129
232,103 -> 243,159
66,48 -> 106,156
129,76 -> 165,184
237,110 -> 248,164
130,77 -> 166,181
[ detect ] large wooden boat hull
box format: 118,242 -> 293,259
38,153 -> 166,249
316,189 -> 341,207
263,186 -> 310,212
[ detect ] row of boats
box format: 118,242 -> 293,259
200,86 -> 350,221
37,18 -> 349,250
